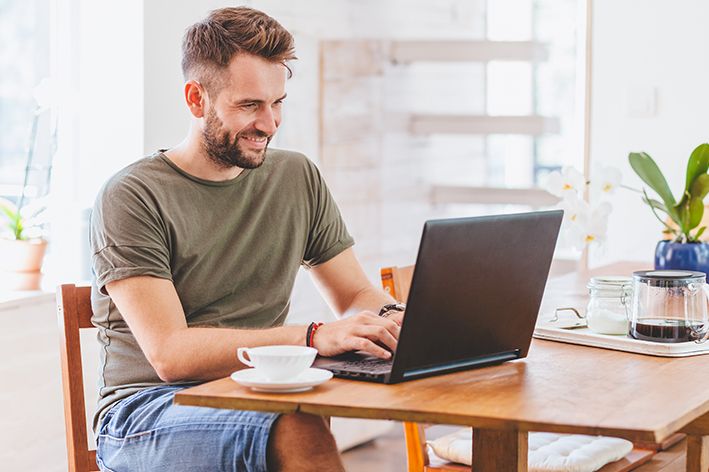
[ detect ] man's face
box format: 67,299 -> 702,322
201,53 -> 287,170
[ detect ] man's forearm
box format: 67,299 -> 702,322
341,285 -> 396,319
155,324 -> 308,383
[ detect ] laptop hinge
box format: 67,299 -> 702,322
401,350 -> 520,380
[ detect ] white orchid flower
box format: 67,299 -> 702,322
584,201 -> 612,244
557,195 -> 611,250
558,193 -> 587,225
590,166 -> 622,198
545,167 -> 586,199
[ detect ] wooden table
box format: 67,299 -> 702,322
175,263 -> 709,471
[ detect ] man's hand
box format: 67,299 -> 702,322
382,309 -> 405,326
313,311 -> 401,359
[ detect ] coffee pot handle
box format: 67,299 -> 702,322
693,284 -> 709,343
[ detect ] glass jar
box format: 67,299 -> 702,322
586,276 -> 633,335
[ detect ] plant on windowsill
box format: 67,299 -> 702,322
629,142 -> 709,273
0,79 -> 54,291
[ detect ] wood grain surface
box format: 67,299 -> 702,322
175,337 -> 709,443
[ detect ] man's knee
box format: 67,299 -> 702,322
271,412 -> 333,444
267,413 -> 343,471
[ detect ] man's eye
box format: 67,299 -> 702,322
242,103 -> 258,110
273,100 -> 284,107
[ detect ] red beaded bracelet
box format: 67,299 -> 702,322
306,322 -> 324,348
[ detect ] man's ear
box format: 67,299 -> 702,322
184,80 -> 206,118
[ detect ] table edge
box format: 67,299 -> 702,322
173,389 -> 661,443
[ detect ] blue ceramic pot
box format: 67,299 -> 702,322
654,240 -> 709,275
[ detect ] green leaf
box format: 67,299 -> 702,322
688,196 -> 705,230
629,152 -> 678,221
695,226 -> 707,241
684,143 -> 709,196
13,218 -> 24,240
642,188 -> 678,235
690,173 -> 709,201
679,200 -> 691,234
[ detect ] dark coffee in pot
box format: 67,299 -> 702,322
629,318 -> 704,343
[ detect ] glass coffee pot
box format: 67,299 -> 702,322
629,270 -> 709,343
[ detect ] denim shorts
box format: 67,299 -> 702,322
96,384 -> 280,472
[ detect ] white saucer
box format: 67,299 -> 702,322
230,367 -> 333,393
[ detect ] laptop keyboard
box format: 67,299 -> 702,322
338,357 -> 393,373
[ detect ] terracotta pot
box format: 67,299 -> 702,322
0,238 -> 48,290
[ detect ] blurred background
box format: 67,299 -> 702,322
1,0 -> 708,469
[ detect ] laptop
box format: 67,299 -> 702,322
313,210 -> 563,383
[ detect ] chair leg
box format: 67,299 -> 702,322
403,422 -> 428,472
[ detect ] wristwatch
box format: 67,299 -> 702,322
378,303 -> 406,318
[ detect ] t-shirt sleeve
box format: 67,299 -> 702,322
90,176 -> 172,295
301,160 -> 354,267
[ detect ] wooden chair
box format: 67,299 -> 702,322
57,284 -> 100,472
380,265 -> 656,472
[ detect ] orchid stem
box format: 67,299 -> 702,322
642,188 -> 677,237
621,184 -> 643,194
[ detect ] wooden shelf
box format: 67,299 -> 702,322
390,40 -> 549,63
410,114 -> 560,136
430,185 -> 560,207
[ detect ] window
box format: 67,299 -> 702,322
0,0 -> 51,201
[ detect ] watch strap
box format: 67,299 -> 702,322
378,303 -> 406,317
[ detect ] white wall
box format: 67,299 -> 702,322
59,0 -> 709,299
590,0 -> 709,266
45,0 -> 143,287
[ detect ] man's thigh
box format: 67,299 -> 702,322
97,385 -> 280,472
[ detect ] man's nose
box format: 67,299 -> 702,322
254,106 -> 278,136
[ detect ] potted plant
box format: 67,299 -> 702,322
0,198 -> 48,290
629,143 -> 709,273
0,78 -> 53,290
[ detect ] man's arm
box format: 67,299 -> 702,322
106,276 -> 309,383
310,247 -> 398,318
309,247 -> 405,352
106,256 -> 401,383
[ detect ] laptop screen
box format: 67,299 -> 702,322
390,210 -> 563,381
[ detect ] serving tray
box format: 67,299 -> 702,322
534,323 -> 709,357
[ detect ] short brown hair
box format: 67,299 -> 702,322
181,7 -> 296,95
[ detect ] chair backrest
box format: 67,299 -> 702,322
380,265 -> 415,303
56,284 -> 99,472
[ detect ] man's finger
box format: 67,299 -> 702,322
348,336 -> 392,360
362,314 -> 401,339
357,325 -> 398,352
385,311 -> 404,326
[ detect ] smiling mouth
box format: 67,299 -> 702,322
238,134 -> 270,150
241,135 -> 268,143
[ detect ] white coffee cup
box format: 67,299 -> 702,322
237,345 -> 317,380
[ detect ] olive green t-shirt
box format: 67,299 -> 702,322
89,148 -> 353,432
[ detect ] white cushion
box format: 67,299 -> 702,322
428,429 -> 633,472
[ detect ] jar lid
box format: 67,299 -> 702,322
587,275 -> 632,290
633,269 -> 705,286
634,269 -> 704,279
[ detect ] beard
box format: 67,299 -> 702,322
201,107 -> 271,170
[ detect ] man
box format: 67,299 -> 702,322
90,7 -> 403,472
